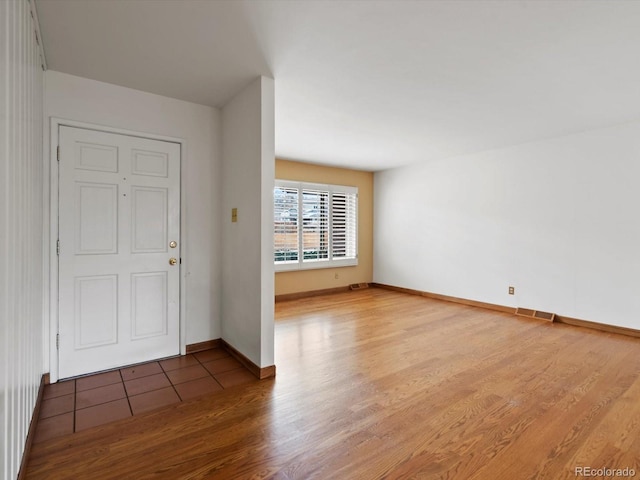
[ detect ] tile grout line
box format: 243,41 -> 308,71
193,352 -> 220,387
196,353 -> 227,390
67,354 -> 248,433
193,352 -> 206,367
212,376 -> 224,390
72,380 -> 77,433
119,369 -> 134,417
179,352 -> 247,394
160,362 -> 185,403
40,349 -> 244,441
193,351 -> 236,390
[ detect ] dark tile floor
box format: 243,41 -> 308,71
34,348 -> 258,443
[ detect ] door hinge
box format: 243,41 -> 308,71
56,334 -> 60,350
56,239 -> 60,255
57,146 -> 60,162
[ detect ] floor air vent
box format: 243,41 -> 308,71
350,283 -> 369,290
516,307 -> 555,322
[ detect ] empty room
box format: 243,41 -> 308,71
3,1 -> 640,479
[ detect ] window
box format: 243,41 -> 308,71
274,180 -> 357,271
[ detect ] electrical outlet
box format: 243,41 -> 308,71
508,286 -> 515,295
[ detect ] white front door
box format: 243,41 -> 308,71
57,126 -> 180,379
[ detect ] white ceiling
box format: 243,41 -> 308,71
35,0 -> 640,171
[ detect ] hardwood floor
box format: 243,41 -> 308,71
25,288 -> 640,479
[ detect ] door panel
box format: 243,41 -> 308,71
131,186 -> 168,252
74,274 -> 118,348
74,142 -> 118,172
131,271 -> 168,339
131,149 -> 168,177
75,182 -> 118,254
58,126 -> 180,379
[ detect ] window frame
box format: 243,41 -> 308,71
274,180 -> 358,272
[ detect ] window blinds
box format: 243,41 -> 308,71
274,181 -> 358,271
274,186 -> 299,263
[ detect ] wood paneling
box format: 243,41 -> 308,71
25,289 -> 640,479
17,376 -> 46,480
2,1 -> 46,478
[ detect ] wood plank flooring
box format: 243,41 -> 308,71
25,288 -> 640,479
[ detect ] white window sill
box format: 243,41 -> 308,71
275,258 -> 358,272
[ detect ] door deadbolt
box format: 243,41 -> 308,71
169,258 -> 177,266
169,241 -> 177,248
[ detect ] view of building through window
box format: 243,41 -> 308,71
274,181 -> 357,271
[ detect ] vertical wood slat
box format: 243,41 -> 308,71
1,0 -> 45,478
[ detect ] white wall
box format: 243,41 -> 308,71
221,76 -> 275,368
375,120 -> 640,330
44,71 -> 223,366
1,1 -> 45,478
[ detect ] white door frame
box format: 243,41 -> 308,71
48,117 -> 188,383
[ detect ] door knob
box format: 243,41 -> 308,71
169,258 -> 177,266
169,241 -> 177,248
